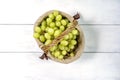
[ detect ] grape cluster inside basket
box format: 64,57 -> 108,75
34,10 -> 85,64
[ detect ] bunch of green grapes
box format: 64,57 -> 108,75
33,10 -> 79,60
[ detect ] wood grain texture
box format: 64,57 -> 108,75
0,53 -> 119,80
0,0 -> 120,24
0,25 -> 120,52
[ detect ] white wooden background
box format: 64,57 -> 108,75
0,0 -> 120,80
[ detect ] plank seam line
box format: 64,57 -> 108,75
0,24 -> 120,25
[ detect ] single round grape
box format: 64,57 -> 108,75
44,33 -> 51,39
67,23 -> 72,27
54,50 -> 60,58
50,45 -> 57,52
67,49 -> 70,52
47,28 -> 54,35
61,19 -> 67,26
72,29 -> 79,35
53,10 -> 59,16
41,20 -> 47,26
39,35 -> 45,43
35,26 -> 41,33
56,21 -> 61,27
45,39 -> 52,45
59,44 -> 65,50
56,15 -> 62,21
62,50 -> 67,56
60,26 -> 65,31
68,44 -> 75,49
58,55 -> 64,60
41,25 -> 46,31
60,40 -> 68,46
65,19 -> 69,24
33,33 -> 40,39
48,13 -> 54,20
46,18 -> 52,25
50,22 -> 55,28
68,33 -> 73,39
70,52 -> 75,57
63,35 -> 69,40
45,27 -> 49,32
73,35 -> 77,39
54,30 -> 61,38
70,40 -> 77,45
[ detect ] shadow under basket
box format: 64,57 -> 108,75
34,10 -> 85,64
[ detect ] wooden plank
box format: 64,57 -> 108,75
0,25 -> 120,52
0,0 -> 120,24
0,53 -> 119,80
82,24 -> 120,52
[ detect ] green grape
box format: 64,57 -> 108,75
59,44 -> 65,50
41,20 -> 47,26
51,51 -> 55,55
60,40 -> 68,46
61,19 -> 67,26
58,55 -> 64,60
73,35 -> 77,39
33,33 -> 40,39
47,28 -> 54,35
65,19 -> 69,24
62,50 -> 67,56
46,18 -> 52,25
48,13 -> 54,20
72,29 -> 79,35
70,40 -> 77,45
51,36 -> 54,40
63,35 -> 69,40
41,25 -> 46,31
56,15 -> 62,21
35,26 -> 41,33
64,46 -> 68,50
50,45 -> 57,52
65,47 -> 70,52
70,52 -> 75,57
56,21 -> 61,27
67,23 -> 72,27
53,10 -> 59,16
68,44 -> 75,49
39,35 -> 45,43
45,27 -> 49,32
60,26 -> 65,31
67,49 -> 70,52
54,50 -> 60,58
50,22 -> 55,28
54,30 -> 61,38
53,27 -> 58,30
45,40 -> 52,45
68,33 -> 73,39
44,33 -> 51,39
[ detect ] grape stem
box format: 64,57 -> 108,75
40,13 -> 80,60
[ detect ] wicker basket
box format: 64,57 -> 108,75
34,10 -> 85,64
